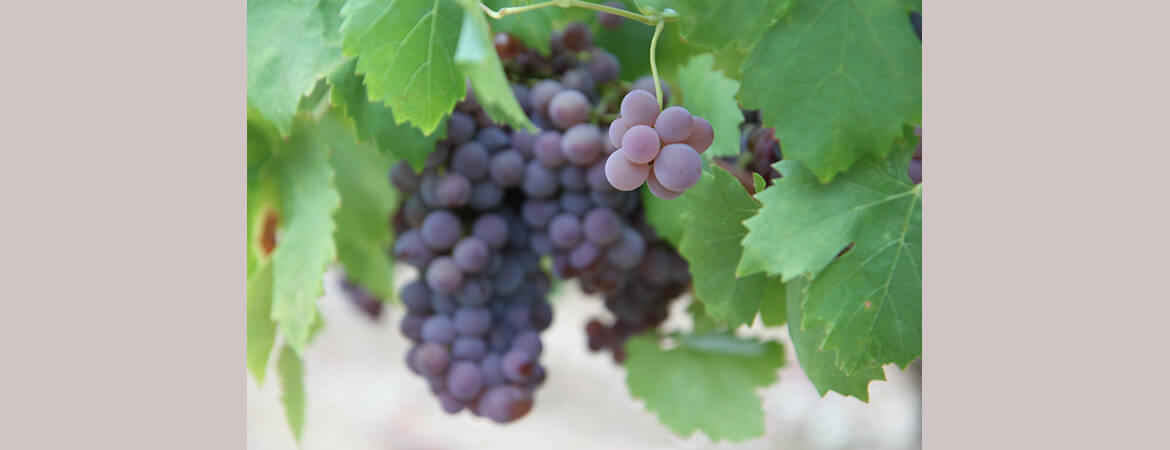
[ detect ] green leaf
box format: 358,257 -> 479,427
327,60 -> 443,169
786,276 -> 885,400
758,276 -> 787,327
247,262 -> 277,384
341,0 -> 466,135
739,138 -> 921,372
482,0 -> 558,55
640,0 -> 788,51
247,0 -> 348,135
626,333 -> 785,442
639,187 -> 685,247
678,166 -> 770,327
267,115 -> 341,354
593,18 -> 704,84
277,344 -> 307,441
247,109 -> 281,278
751,172 -> 766,193
454,1 -> 538,131
740,0 -> 922,182
319,111 -> 398,299
676,53 -> 743,158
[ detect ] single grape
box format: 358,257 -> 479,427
390,161 -> 420,193
559,192 -> 592,216
654,106 -> 694,143
473,214 -> 509,249
477,385 -> 533,424
583,207 -> 621,246
608,117 -> 630,149
455,277 -> 491,306
401,280 -> 433,314
569,241 -> 602,270
619,89 -> 660,127
453,237 -> 489,273
530,80 -> 563,116
489,325 -> 516,353
522,199 -> 560,228
451,142 -> 490,180
406,346 -> 422,374
561,22 -> 593,51
477,127 -> 510,152
454,307 -> 492,336
684,116 -> 714,152
425,256 -> 464,294
558,165 -> 587,191
420,210 -> 461,250
392,229 -> 434,268
620,124 -> 661,164
603,149 -> 650,191
533,131 -> 565,168
511,83 -> 532,112
512,331 -> 543,358
431,292 -> 457,314
588,49 -> 620,83
548,213 -> 583,249
501,349 -> 535,382
437,391 -> 465,414
414,343 -> 450,378
469,180 -> 504,210
653,143 -> 703,191
489,149 -> 525,187
561,123 -> 603,165
530,302 -> 553,331
522,160 -> 559,198
504,303 -> 532,329
908,159 -> 922,184
447,112 -> 475,144
403,194 -> 428,228
479,354 -> 505,387
548,90 -> 590,129
436,173 -> 471,208
421,315 -> 456,344
453,336 -> 487,361
598,2 -> 624,30
560,69 -> 595,95
605,227 -> 647,269
446,361 -> 484,401
511,129 -> 538,158
399,314 -> 425,341
418,170 -> 441,207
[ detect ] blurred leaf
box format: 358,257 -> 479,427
328,60 -> 443,169
676,53 -> 743,158
277,344 -> 307,441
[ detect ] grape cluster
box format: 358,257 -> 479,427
711,110 -> 782,193
605,90 -> 714,199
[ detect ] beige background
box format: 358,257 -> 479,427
2,0 -> 1169,449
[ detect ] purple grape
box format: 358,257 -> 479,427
431,292 -> 457,313
512,331 -> 543,358
446,361 -> 484,401
393,229 -> 434,268
421,315 -> 456,344
501,349 -> 535,382
473,214 -> 508,249
418,170 -> 441,207
479,354 -> 505,387
561,68 -> 595,95
400,314 -> 425,341
909,159 -> 922,184
447,112 -> 475,144
469,180 -> 504,210
585,159 -> 611,191
511,129 -> 538,157
548,90 -> 590,129
646,170 -> 683,199
654,106 -> 694,143
598,2 -> 624,30
390,161 -> 420,193
569,241 -> 601,270
684,116 -> 714,152
504,303 -> 532,329
437,391 -> 465,414
561,22 -> 593,51
534,131 -> 565,168
403,194 -> 428,228
455,277 -> 491,306
425,256 -> 464,294
588,48 -> 620,83
477,127 -> 511,152
583,208 -> 621,246
605,227 -> 646,269
620,124 -> 661,164
559,165 -> 587,191
492,262 -> 524,295
530,302 -> 553,331
436,173 -> 471,207
530,232 -> 554,255
451,141 -> 490,180
489,149 -> 525,187
559,192 -> 591,216
453,337 -> 487,361
512,84 -> 532,112
604,149 -> 649,191
548,213 -> 583,249
561,123 -> 603,165
454,307 -> 492,336
620,89 -> 660,127
420,210 -> 461,250
522,160 -> 559,198
400,280 -> 432,313
522,199 -> 560,227
608,117 -> 630,149
453,237 -> 489,273
530,80 -> 563,116
477,385 -> 533,423
653,143 -> 702,191
414,343 -> 450,378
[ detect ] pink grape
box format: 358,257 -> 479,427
608,117 -> 630,149
619,90 -> 659,127
684,116 -> 714,152
548,90 -> 590,129
653,143 -> 702,191
560,123 -> 603,165
603,149 -> 649,191
654,106 -> 693,143
645,170 -> 683,199
620,125 -> 661,164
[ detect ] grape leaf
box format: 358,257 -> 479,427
626,333 -> 785,442
676,53 -> 743,158
247,0 -> 348,135
277,344 -> 307,442
316,112 -> 398,300
247,109 -> 281,278
739,138 -> 921,372
593,17 -> 703,83
639,187 -> 685,247
340,0 -> 465,135
247,262 -> 277,384
758,276 -> 787,327
454,1 -> 538,132
328,60 -> 443,169
267,115 -> 341,354
786,276 -> 885,400
740,0 -> 922,182
639,0 -> 788,51
679,166 -> 770,327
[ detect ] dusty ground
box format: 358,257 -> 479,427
248,269 -> 921,450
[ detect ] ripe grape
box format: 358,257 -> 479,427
561,69 -> 595,95
400,314 -> 425,341
501,349 -> 535,382
561,123 -> 603,165
454,307 -> 492,336
653,144 -> 702,191
436,173 -> 471,208
561,22 -> 593,51
583,207 -> 621,246
425,256 -> 464,294
645,168 -> 684,200
473,214 -> 508,249
453,237 -> 489,273
569,241 -> 601,270
684,116 -> 714,152
415,343 -> 450,378
521,199 -> 559,227
393,229 -> 434,268
598,2 -> 624,30
390,161 -> 420,193
447,112 -> 475,144
548,90 -> 590,129
422,315 -> 456,344
446,361 -> 484,400
477,385 -> 533,423
452,142 -> 490,180
421,211 -> 462,250
620,124 -> 661,164
654,106 -> 694,143
605,228 -> 646,269
511,129 -> 538,157
548,213 -> 583,249
603,148 -> 649,191
489,149 -> 525,186
530,80 -> 563,116
558,165 -> 587,191
588,49 -> 620,84
522,160 -> 559,197
909,159 -> 922,184
477,127 -> 511,152
608,117 -> 630,149
401,280 -> 433,313
620,89 -> 660,127
533,131 -> 565,168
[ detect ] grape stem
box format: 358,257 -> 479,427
479,1 -> 679,109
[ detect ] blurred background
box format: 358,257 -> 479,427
248,268 -> 921,450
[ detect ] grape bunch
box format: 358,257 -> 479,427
605,90 -> 715,199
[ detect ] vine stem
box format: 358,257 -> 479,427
480,0 -> 660,26
649,20 -> 665,109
